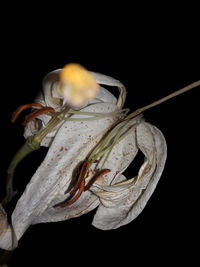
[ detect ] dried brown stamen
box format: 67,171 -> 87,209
58,160 -> 110,208
22,107 -> 56,125
11,103 -> 44,122
11,103 -> 56,125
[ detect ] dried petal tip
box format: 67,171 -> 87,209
58,63 -> 99,107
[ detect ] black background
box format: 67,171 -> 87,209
0,5 -> 199,266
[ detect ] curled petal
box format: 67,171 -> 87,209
91,122 -> 167,230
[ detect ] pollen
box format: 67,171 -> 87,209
59,63 -> 99,106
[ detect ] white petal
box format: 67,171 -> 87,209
11,102 -> 119,241
92,122 -> 167,230
32,191 -> 99,224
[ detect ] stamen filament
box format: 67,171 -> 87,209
62,109 -> 129,121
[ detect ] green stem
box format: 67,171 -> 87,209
2,137 -> 40,207
3,106 -> 70,207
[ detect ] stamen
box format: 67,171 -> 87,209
22,107 -> 56,125
11,103 -> 44,122
68,160 -> 90,195
60,180 -> 85,208
84,169 -> 110,191
58,162 -> 109,208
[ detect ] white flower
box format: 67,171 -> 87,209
0,67 -> 167,250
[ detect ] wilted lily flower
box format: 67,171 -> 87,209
0,64 -> 199,251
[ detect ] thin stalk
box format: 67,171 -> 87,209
99,119 -> 140,168
92,81 -> 200,168
127,80 -> 200,119
67,108 -> 129,117
88,120 -> 130,166
34,107 -> 70,143
62,108 -> 129,121
88,121 -> 125,163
